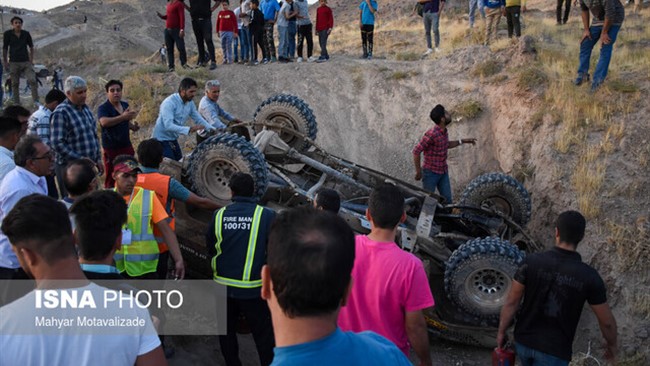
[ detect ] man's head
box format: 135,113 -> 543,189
14,135 -> 54,177
137,139 -> 164,169
429,104 -> 451,127
1,194 -> 75,279
64,76 -> 88,106
367,183 -> 405,230
2,105 -> 30,137
555,210 -> 586,248
70,191 -> 128,262
178,77 -> 199,102
204,80 -> 221,102
251,0 -> 259,9
229,172 -> 255,198
105,80 -> 124,105
262,207 -> 355,318
318,0 -> 327,5
314,189 -> 340,213
44,89 -> 67,112
222,0 -> 230,8
0,117 -> 22,150
63,159 -> 99,198
112,155 -> 140,195
10,16 -> 23,31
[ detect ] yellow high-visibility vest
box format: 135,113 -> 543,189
114,187 -> 160,277
211,205 -> 264,288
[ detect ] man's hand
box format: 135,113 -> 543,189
179,29 -> 185,38
129,122 -> 140,132
581,29 -> 592,43
601,31 -> 611,45
122,107 -> 138,121
415,170 -> 422,181
172,258 -> 185,280
234,33 -> 239,39
230,118 -> 243,125
522,5 -> 527,12
327,28 -> 332,35
156,11 -> 164,18
96,162 -> 104,176
189,125 -> 205,133
462,138 -> 477,145
496,331 -> 508,349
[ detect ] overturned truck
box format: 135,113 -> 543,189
161,94 -> 543,348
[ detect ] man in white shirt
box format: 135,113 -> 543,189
0,194 -> 166,365
0,117 -> 22,184
0,135 -> 52,305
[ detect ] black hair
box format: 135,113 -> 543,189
112,154 -> 138,167
315,189 -> 340,213
10,16 -> 23,24
429,104 -> 446,125
137,139 -> 164,169
1,194 -> 75,265
63,159 -> 97,196
251,0 -> 259,6
104,79 -> 123,92
178,77 -> 198,92
0,117 -> 22,139
368,183 -> 404,229
556,210 -> 586,247
2,105 -> 31,120
70,191 -> 128,261
229,172 -> 255,197
13,135 -> 42,167
222,0 -> 230,4
268,207 -> 355,317
45,89 -> 66,105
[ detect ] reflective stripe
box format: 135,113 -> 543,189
211,208 -> 226,277
140,190 -> 151,235
123,253 -> 159,262
242,206 -> 264,281
132,233 -> 157,241
214,276 -> 262,288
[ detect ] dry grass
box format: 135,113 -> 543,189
606,220 -> 650,272
453,99 -> 483,120
471,59 -> 501,78
517,66 -> 548,90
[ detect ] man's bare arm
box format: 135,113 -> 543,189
135,346 -> 167,366
497,280 -> 525,348
590,303 -> 618,363
405,310 -> 432,366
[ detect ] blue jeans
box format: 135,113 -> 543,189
422,170 -> 452,203
278,25 -> 288,58
233,29 -> 241,61
221,32 -> 234,63
287,22 -> 297,58
239,26 -> 251,61
160,140 -> 183,161
577,24 -> 621,88
515,343 -> 569,366
423,12 -> 440,49
469,0 -> 486,28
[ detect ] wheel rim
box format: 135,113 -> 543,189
464,267 -> 511,308
266,112 -> 299,145
481,196 -> 513,217
201,158 -> 240,200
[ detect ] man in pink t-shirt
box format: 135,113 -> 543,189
338,183 -> 435,366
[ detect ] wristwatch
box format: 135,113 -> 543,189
458,139 -> 463,145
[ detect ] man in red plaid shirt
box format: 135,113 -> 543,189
412,104 -> 475,203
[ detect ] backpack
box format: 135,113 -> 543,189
415,2 -> 424,17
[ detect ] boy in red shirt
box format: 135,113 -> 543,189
315,0 -> 333,62
217,0 -> 239,64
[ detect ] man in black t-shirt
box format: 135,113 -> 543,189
185,0 -> 220,69
497,211 -> 618,365
2,16 -> 38,106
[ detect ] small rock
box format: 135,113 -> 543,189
634,325 -> 649,339
518,35 -> 537,54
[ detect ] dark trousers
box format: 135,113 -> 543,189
506,6 -> 521,37
361,24 -> 374,57
192,18 -> 217,64
0,267 -> 30,307
296,24 -> 313,58
252,29 -> 265,61
46,174 -> 59,199
556,0 -> 571,24
263,23 -> 276,60
164,28 -> 187,68
159,139 -> 183,161
219,296 -> 274,366
318,30 -> 330,58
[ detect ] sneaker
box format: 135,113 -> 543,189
297,57 -> 303,63
262,58 -> 269,64
168,67 -> 175,72
573,72 -> 590,86
435,47 -> 441,53
361,54 -> 368,59
181,64 -> 191,69
590,81 -> 602,93
196,61 -> 204,67
424,48 -> 433,56
209,62 -> 217,70
367,53 -> 372,60
308,56 -> 318,62
316,56 -> 328,63
253,60 -> 260,65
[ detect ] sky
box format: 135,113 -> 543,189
0,0 -> 74,12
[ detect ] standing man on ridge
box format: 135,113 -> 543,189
185,0 -> 219,70
2,16 -> 38,106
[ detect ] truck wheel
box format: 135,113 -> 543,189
460,172 -> 532,226
444,237 -> 525,326
187,133 -> 268,204
253,94 -> 317,151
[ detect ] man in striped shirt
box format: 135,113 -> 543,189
412,104 -> 475,203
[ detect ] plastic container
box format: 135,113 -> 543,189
492,347 -> 516,366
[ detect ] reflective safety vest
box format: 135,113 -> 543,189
114,187 -> 160,277
211,205 -> 264,288
136,172 -> 174,253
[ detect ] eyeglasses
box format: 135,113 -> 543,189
31,152 -> 54,161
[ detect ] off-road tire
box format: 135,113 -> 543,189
460,172 -> 532,226
253,94 -> 317,151
444,237 -> 525,326
187,133 -> 268,204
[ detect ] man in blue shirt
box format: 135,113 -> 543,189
261,207 -> 412,366
260,0 -> 281,63
152,77 -> 215,161
359,0 -> 378,59
198,80 -> 243,143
